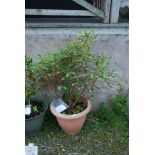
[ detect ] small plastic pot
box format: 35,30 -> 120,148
25,97 -> 48,136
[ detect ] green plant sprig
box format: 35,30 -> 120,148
32,32 -> 117,108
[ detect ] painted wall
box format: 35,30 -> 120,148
25,27 -> 129,109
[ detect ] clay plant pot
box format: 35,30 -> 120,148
50,97 -> 91,135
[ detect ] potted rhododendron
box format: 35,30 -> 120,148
33,32 -> 116,135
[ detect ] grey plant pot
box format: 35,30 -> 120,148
25,97 -> 48,136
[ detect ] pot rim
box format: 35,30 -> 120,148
50,97 -> 91,120
25,99 -> 48,121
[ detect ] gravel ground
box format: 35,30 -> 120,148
25,108 -> 129,155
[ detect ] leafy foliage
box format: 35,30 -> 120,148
90,93 -> 129,147
25,86 -> 36,102
32,106 -> 38,113
110,92 -> 128,116
32,32 -> 116,110
25,56 -> 37,101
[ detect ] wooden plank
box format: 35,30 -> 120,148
25,9 -> 96,17
98,0 -> 101,10
110,0 -> 121,23
101,0 -> 111,23
73,0 -> 104,18
99,0 -> 101,10
25,17 -> 103,24
120,0 -> 129,7
93,0 -> 96,7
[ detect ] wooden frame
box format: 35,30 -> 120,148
120,0 -> 129,8
73,0 -> 104,18
25,0 -> 128,23
101,0 -> 111,23
25,0 -> 105,19
110,0 -> 128,23
110,0 -> 121,23
25,9 -> 96,17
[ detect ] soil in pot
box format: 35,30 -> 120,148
62,95 -> 87,115
25,100 -> 45,119
62,101 -> 87,115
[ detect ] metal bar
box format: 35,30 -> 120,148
25,9 -> 96,16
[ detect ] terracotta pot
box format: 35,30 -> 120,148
50,97 -> 91,135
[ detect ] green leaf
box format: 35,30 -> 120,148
65,73 -> 69,77
63,86 -> 67,91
